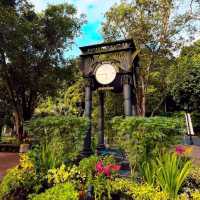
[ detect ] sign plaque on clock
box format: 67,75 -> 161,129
79,39 -> 139,157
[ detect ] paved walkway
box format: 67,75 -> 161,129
0,153 -> 19,181
189,145 -> 200,165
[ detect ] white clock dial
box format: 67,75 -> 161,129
95,63 -> 117,85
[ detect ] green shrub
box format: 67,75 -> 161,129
110,178 -> 169,200
47,164 -> 84,190
142,160 -> 157,186
30,183 -> 78,200
79,155 -> 99,179
25,115 -> 88,160
91,174 -> 112,200
47,155 -> 116,200
191,191 -> 200,200
112,116 -> 185,173
0,154 -> 42,200
28,134 -> 65,174
156,153 -> 191,199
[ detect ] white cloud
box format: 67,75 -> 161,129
73,0 -> 121,22
29,0 -> 122,57
30,0 -> 121,21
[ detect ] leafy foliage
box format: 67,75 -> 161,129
191,191 -> 200,200
0,0 -> 84,139
78,156 -> 116,200
46,155 -> 116,200
167,40 -> 200,134
155,153 -> 191,199
168,40 -> 200,113
47,164 -> 83,188
64,78 -> 85,115
31,183 -> 78,200
110,163 -> 191,199
102,0 -> 199,116
35,60 -> 82,116
0,154 -> 42,200
28,137 -> 65,174
110,178 -> 169,200
112,116 -> 185,172
25,115 -> 88,160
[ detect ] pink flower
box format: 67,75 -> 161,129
175,146 -> 185,155
96,160 -> 104,173
95,160 -> 121,177
103,164 -> 112,177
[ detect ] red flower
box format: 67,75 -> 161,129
96,160 -> 104,173
103,164 -> 112,177
175,146 -> 185,155
95,160 -> 121,177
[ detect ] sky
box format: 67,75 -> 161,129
30,0 -> 121,58
30,0 -> 200,58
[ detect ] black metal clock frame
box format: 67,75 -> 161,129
79,39 -> 139,157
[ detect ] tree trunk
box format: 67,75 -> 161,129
150,96 -> 166,116
135,75 -> 145,116
0,50 -> 24,141
13,111 -> 23,141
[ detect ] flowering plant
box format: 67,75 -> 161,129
175,145 -> 192,155
95,160 -> 121,177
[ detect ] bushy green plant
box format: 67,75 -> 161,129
142,153 -> 191,199
46,155 -> 117,200
78,155 -> 115,182
112,116 -> 185,173
28,134 -> 65,174
25,115 -> 88,160
78,155 -> 99,181
30,183 -> 78,200
46,156 -> 100,187
191,191 -> 200,200
91,174 -> 112,200
142,161 -> 157,186
47,164 -> 73,185
47,164 -> 85,190
110,178 -> 169,200
0,154 -> 42,200
156,153 -> 191,199
81,156 -> 119,200
47,155 -> 117,200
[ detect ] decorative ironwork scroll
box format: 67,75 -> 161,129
80,39 -> 139,76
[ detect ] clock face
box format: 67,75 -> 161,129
95,63 -> 117,85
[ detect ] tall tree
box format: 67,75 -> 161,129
102,0 -> 199,116
168,39 -> 200,112
0,0 -> 84,139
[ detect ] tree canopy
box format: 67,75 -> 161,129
102,0 -> 200,116
0,0 -> 84,138
168,39 -> 200,112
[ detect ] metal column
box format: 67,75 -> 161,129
123,75 -> 132,116
82,80 -> 93,156
97,91 -> 105,150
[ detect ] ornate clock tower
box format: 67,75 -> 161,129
79,39 -> 139,156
